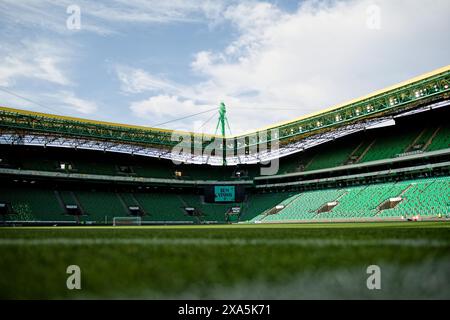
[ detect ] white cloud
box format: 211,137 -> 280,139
0,37 -> 100,119
57,91 -> 98,114
0,40 -> 71,87
130,95 -> 212,131
188,0 -> 450,134
3,0 -> 447,135
0,0 -> 111,35
191,51 -> 216,73
83,1 -> 219,24
0,88 -> 98,116
0,0 -> 230,35
116,66 -> 181,94
114,0 -> 450,135
222,2 -> 283,57
131,95 -> 189,118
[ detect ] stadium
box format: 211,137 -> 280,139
1,66 -> 449,225
1,65 -> 449,299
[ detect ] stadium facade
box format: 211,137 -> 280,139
0,65 -> 449,225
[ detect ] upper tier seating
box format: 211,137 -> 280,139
360,128 -> 422,162
1,108 -> 449,180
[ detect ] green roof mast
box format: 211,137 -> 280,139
215,102 -> 232,165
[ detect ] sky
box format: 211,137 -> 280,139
0,0 -> 449,135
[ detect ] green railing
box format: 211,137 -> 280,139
1,69 -> 449,154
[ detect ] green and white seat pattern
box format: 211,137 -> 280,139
256,176 -> 449,222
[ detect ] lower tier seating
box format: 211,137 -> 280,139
0,176 -> 448,223
254,176 -> 449,222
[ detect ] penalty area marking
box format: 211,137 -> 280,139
0,238 -> 449,247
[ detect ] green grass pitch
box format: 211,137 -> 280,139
1,221 -> 449,299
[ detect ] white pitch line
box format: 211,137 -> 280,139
0,238 -> 448,247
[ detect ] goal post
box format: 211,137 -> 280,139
113,216 -> 142,226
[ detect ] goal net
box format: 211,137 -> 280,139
113,216 -> 142,226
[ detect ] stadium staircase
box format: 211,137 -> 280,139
256,193 -> 304,222
345,140 -> 375,165
176,195 -> 203,224
423,127 -> 442,151
427,126 -> 450,151
406,127 -> 435,153
246,192 -> 294,222
263,189 -> 346,222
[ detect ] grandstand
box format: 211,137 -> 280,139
0,65 -> 449,225
254,176 -> 449,223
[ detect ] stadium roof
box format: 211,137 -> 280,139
1,65 -> 449,138
254,65 -> 450,134
0,64 -> 449,165
0,105 -> 218,139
